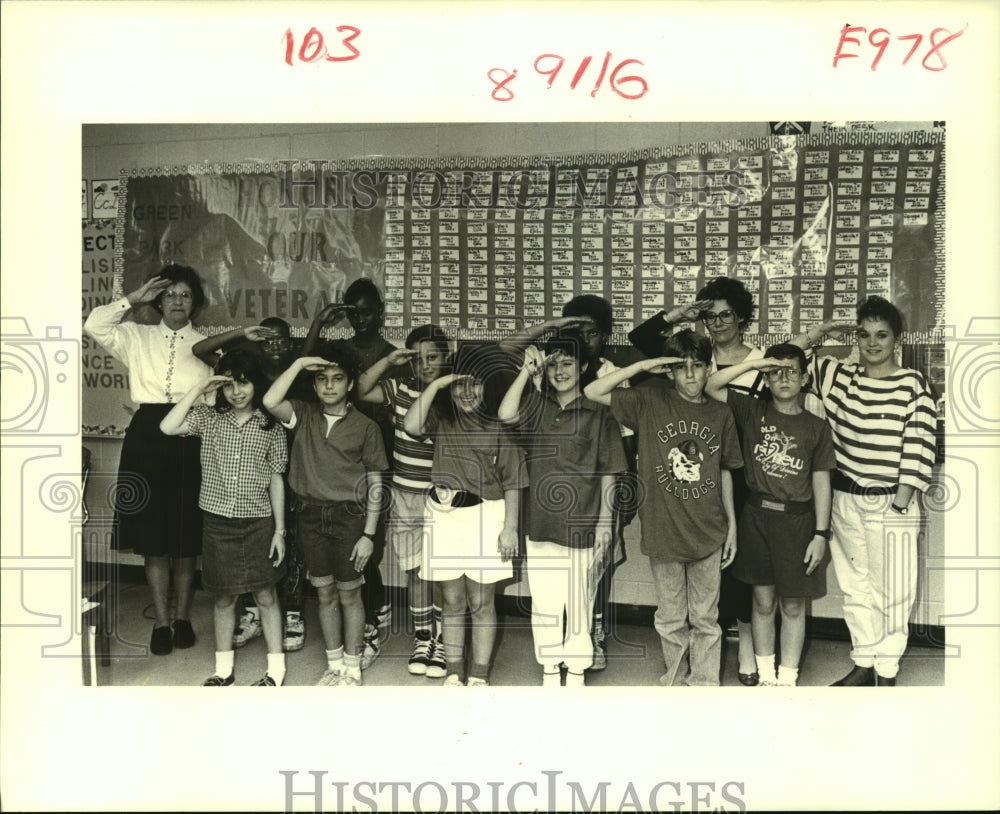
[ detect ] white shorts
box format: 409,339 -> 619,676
420,494 -> 512,584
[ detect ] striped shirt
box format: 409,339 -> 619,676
185,406 -> 288,518
379,377 -> 435,493
809,356 -> 937,492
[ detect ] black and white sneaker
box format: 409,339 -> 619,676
408,631 -> 433,675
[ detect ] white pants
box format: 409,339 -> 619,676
526,537 -> 597,673
829,491 -> 922,679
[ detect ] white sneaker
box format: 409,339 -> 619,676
359,624 -> 380,670
282,611 -> 305,652
316,666 -> 343,686
465,676 -> 489,687
233,609 -> 262,648
443,673 -> 464,686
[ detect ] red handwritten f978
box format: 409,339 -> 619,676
832,25 -> 967,71
283,26 -> 361,65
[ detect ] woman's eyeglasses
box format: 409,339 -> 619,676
700,309 -> 737,325
163,291 -> 193,301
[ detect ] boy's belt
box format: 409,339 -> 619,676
748,492 -> 812,515
430,488 -> 483,508
831,471 -> 896,496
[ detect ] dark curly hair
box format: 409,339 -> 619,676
312,339 -> 362,386
562,295 -> 613,336
151,264 -> 206,314
856,295 -> 903,338
697,276 -> 755,329
213,349 -> 275,429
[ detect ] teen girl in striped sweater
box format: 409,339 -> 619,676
794,296 -> 937,686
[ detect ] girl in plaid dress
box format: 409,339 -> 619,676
161,350 -> 289,686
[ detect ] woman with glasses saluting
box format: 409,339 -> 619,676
629,276 -> 789,687
84,265 -> 215,657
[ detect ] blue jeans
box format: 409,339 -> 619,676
649,548 -> 723,686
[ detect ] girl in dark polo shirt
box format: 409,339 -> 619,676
498,333 -> 627,687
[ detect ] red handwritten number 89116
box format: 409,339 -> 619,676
489,52 -> 648,101
284,26 -> 361,64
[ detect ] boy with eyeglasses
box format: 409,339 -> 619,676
704,344 -> 835,686
585,329 -> 742,687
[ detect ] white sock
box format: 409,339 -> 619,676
542,669 -> 561,687
343,653 -> 362,679
267,653 -> 287,686
777,665 -> 798,686
215,650 -> 234,678
755,653 -> 777,683
326,647 -> 345,672
564,671 -> 586,687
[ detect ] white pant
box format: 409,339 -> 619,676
829,491 -> 921,679
525,537 -> 597,673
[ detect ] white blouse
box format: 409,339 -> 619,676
84,297 -> 212,404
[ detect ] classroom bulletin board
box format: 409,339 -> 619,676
82,129 -> 945,433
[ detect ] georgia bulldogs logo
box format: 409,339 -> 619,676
667,440 -> 703,483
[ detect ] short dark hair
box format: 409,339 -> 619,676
259,317 -> 291,338
562,295 -> 613,335
151,264 -> 206,313
343,278 -> 383,307
213,349 -> 275,429
664,328 -> 712,364
448,343 -> 518,420
405,323 -> 451,357
856,295 -> 903,337
312,339 -> 361,385
697,276 -> 755,328
764,342 -> 808,372
541,331 -> 592,392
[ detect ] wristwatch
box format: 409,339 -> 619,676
813,529 -> 831,540
890,504 -> 909,515
275,529 -> 286,537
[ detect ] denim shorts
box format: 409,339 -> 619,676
201,513 -> 284,595
296,500 -> 366,590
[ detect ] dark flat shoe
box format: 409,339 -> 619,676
150,625 -> 173,656
173,619 -> 196,649
203,674 -> 235,686
831,665 -> 875,686
875,674 -> 896,686
738,671 -> 759,686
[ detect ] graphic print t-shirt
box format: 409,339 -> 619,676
611,387 -> 742,562
727,392 -> 836,504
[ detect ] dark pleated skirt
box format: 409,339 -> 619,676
112,404 -> 203,558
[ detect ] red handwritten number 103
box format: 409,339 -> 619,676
284,26 -> 361,64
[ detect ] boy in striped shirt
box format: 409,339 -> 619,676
356,325 -> 453,678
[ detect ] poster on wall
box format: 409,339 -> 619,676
90,179 -> 119,221
81,219 -> 131,435
114,130 -> 944,347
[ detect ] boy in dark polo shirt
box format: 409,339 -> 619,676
263,340 -> 388,686
585,329 -> 743,686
